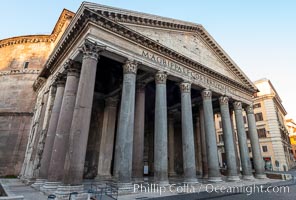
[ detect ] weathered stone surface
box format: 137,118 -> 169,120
0,10 -> 74,177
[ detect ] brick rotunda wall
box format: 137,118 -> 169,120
0,39 -> 52,177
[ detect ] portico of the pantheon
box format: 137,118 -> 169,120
19,2 -> 266,198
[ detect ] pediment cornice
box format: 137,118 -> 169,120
37,3 -> 257,95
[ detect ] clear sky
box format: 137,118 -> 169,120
1,0 -> 295,119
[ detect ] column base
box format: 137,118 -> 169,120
202,173 -> 209,179
208,176 -> 223,182
31,179 -> 46,190
21,178 -> 35,185
227,176 -> 241,182
155,180 -> 170,187
132,177 -> 144,183
95,174 -> 112,181
169,171 -> 177,177
55,185 -> 87,200
255,174 -> 267,179
116,182 -> 134,194
41,181 -> 61,194
242,175 -> 255,180
183,178 -> 199,185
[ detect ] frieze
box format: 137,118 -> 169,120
141,50 -> 241,97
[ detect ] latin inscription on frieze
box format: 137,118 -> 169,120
141,50 -> 238,96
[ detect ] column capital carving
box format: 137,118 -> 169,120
233,101 -> 242,110
179,82 -> 191,93
219,96 -> 229,105
64,60 -> 81,77
201,89 -> 212,100
136,82 -> 146,92
53,73 -> 66,87
245,105 -> 254,114
80,40 -> 105,61
123,60 -> 138,74
155,71 -> 167,84
105,97 -> 119,107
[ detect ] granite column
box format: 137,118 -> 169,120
61,41 -> 104,186
39,74 -> 65,180
180,82 -> 197,183
246,105 -> 266,179
132,83 -> 146,181
96,97 -> 118,179
219,96 -> 240,181
168,112 -> 176,177
42,61 -> 80,192
113,60 -> 138,186
201,89 -> 222,182
154,71 -> 169,185
233,102 -> 253,180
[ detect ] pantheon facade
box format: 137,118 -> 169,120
1,2 -> 266,198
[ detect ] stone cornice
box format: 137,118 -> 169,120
0,69 -> 40,76
35,4 -> 257,96
0,9 -> 74,48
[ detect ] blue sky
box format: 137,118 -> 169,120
1,0 -> 296,118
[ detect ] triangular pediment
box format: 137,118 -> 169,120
120,24 -> 244,84
80,2 -> 257,91
56,2 -> 257,92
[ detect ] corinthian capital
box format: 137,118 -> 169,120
201,89 -> 212,100
80,40 -> 105,60
246,105 -> 254,114
179,82 -> 191,93
233,101 -> 242,110
64,59 -> 81,77
123,60 -> 138,74
219,96 -> 229,105
54,73 -> 66,87
155,71 -> 167,84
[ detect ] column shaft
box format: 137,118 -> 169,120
195,115 -> 203,176
132,84 -> 145,180
201,89 -> 222,182
39,77 -> 65,179
168,113 -> 176,176
219,97 -> 240,181
233,102 -> 253,179
199,106 -> 208,178
180,82 -> 197,183
96,97 -> 118,179
63,42 -> 103,185
114,61 -> 137,184
246,105 -> 266,178
47,62 -> 80,182
154,71 -> 168,185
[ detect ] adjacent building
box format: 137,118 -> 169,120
287,118 -> 296,160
